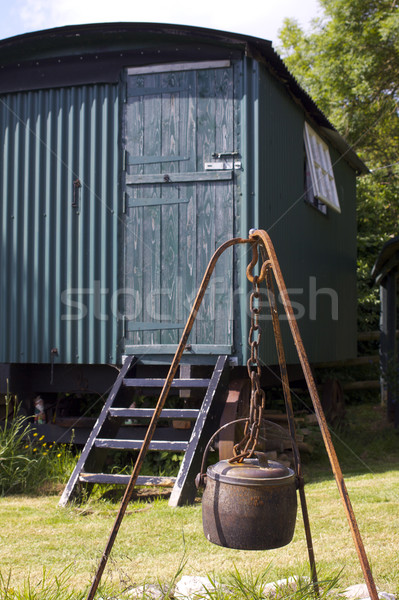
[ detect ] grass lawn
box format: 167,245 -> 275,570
0,402 -> 398,597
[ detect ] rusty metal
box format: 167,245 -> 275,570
201,457 -> 297,550
196,423 -> 297,550
195,418 -> 250,489
87,229 -> 379,600
246,242 -> 269,283
72,178 -> 81,208
230,275 -> 266,463
264,261 -> 318,592
248,229 -> 379,600
86,236 -> 249,600
198,248 -> 300,552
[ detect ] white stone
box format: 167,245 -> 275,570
126,583 -> 166,599
174,575 -> 218,599
343,584 -> 374,600
341,584 -> 396,600
379,593 -> 397,600
263,576 -> 310,597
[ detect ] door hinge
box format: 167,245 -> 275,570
212,151 -> 239,159
122,315 -> 127,338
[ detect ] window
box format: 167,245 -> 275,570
305,155 -> 327,214
304,122 -> 341,214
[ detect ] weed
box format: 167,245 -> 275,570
217,566 -> 342,600
0,566 -> 87,600
0,382 -> 76,495
112,565 -> 343,600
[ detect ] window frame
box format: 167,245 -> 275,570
304,122 -> 341,214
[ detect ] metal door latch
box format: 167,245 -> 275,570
205,151 -> 241,171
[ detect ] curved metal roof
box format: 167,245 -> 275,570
372,236 -> 399,284
0,22 -> 368,174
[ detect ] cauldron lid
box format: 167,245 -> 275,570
206,458 -> 295,486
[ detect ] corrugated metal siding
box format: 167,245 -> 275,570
0,84 -> 120,365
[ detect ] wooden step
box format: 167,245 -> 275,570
79,473 -> 176,486
108,408 -> 199,419
59,354 -> 228,508
94,438 -> 188,451
123,378 -> 210,388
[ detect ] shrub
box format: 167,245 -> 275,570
0,382 -> 75,495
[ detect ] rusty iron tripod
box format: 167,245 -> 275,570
86,229 -> 379,600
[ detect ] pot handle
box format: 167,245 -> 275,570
195,417 -> 249,489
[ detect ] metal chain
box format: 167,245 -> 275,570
230,273 -> 266,463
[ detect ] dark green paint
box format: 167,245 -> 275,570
256,65 -> 357,363
0,26 -> 359,367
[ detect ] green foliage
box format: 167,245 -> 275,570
0,386 -> 33,495
304,401 -> 399,478
278,0 -> 399,156
217,567 -> 341,600
0,383 -> 76,495
0,564 -> 343,600
142,450 -> 183,476
278,0 -> 399,331
340,402 -> 399,463
0,567 -> 87,600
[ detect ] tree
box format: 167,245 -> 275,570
278,0 -> 399,330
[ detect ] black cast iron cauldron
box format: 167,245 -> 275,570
201,457 -> 298,550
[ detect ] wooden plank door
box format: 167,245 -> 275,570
122,60 -> 238,356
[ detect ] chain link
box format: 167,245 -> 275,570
230,274 -> 266,463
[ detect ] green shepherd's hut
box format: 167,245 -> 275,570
0,23 -> 367,503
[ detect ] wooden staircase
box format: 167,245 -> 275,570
59,355 -> 229,508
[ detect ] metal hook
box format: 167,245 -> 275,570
72,179 -> 82,208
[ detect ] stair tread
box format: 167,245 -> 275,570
123,378 -> 210,388
108,408 -> 199,419
79,473 -> 175,486
59,355 -> 228,508
94,438 -> 188,451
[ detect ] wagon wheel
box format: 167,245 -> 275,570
218,379 -> 251,460
321,378 -> 345,425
